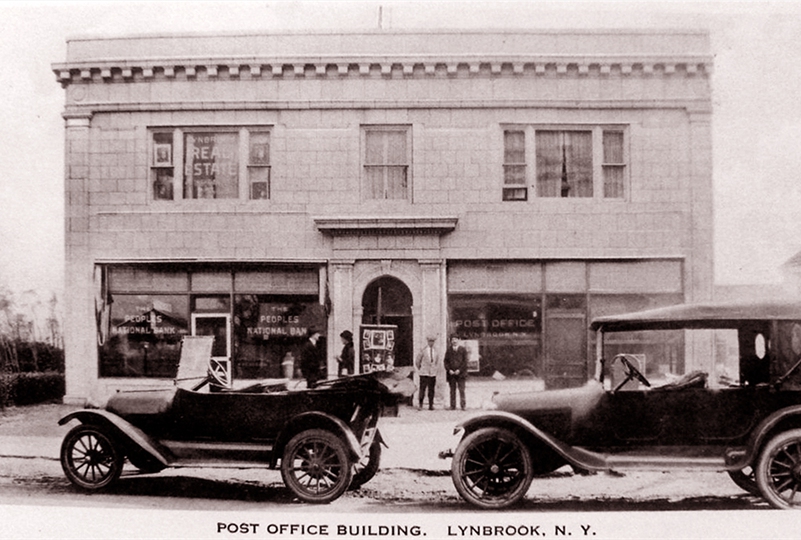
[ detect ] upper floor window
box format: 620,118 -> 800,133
502,126 -> 627,201
363,126 -> 410,200
503,131 -> 527,201
150,128 -> 271,201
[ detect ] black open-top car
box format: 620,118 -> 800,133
448,301 -> 801,509
59,336 -> 410,504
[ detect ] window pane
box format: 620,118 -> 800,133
184,132 -> 239,199
448,294 -> 542,377
504,131 -> 525,164
233,294 -> 325,379
564,131 -> 592,198
153,169 -> 174,200
364,167 -> 384,199
603,131 -> 624,163
249,167 -> 270,199
536,131 -> 563,197
99,294 -> 190,378
385,131 -> 407,164
249,132 -> 270,165
502,187 -> 527,201
536,131 -> 592,198
365,132 -> 384,165
603,165 -> 625,198
504,165 -> 526,185
109,267 -> 188,293
385,166 -> 408,199
191,271 -> 231,292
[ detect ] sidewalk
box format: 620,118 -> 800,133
0,377 -> 544,471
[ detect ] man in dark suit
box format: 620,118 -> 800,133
444,335 -> 468,410
299,327 -> 323,388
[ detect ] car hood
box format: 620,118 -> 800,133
492,380 -> 604,422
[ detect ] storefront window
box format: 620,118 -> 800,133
99,294 -> 190,378
449,295 -> 542,377
234,295 -> 326,379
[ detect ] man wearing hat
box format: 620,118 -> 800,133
299,327 -> 323,388
336,330 -> 355,376
415,334 -> 440,410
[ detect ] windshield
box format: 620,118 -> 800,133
598,328 -> 748,391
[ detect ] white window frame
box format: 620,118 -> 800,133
149,127 -> 273,202
361,125 -> 412,202
500,124 -> 629,201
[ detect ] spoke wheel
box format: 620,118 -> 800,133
451,427 -> 533,509
350,439 -> 382,490
60,424 -> 123,491
281,429 -> 352,504
756,429 -> 801,509
728,466 -> 759,496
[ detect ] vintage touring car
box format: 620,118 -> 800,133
448,301 -> 801,509
58,336 -> 410,503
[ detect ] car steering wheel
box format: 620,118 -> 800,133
615,354 -> 651,388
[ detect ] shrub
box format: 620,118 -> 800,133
0,372 -> 65,407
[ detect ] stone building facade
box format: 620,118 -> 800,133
53,30 -> 713,403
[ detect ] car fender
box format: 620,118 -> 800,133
271,411 -> 362,467
456,411 -> 607,472
59,409 -> 170,467
734,404 -> 801,468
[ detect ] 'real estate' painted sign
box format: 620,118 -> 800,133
184,132 -> 239,198
185,133 -> 238,179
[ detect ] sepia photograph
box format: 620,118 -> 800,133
3,1 -> 801,538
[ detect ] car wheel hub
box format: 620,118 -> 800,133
490,464 -> 500,474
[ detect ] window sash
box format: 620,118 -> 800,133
364,129 -> 409,200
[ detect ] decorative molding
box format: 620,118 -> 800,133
314,216 -> 458,236
52,54 -> 713,87
61,98 -> 713,116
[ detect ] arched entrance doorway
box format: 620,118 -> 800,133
362,276 -> 413,367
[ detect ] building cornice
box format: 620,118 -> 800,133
53,54 -> 712,87
62,98 -> 713,117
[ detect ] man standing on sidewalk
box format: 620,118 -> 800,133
415,335 -> 440,410
444,335 -> 468,410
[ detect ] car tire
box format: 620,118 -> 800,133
60,424 -> 124,491
281,429 -> 353,504
350,439 -> 382,490
727,467 -> 759,496
451,427 -> 534,509
756,428 -> 801,509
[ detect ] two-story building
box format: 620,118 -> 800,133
54,30 -> 713,403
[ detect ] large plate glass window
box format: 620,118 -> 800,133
536,130 -> 593,198
99,293 -> 190,378
363,127 -> 410,200
184,132 -> 239,199
234,295 -> 325,379
448,295 -> 542,378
